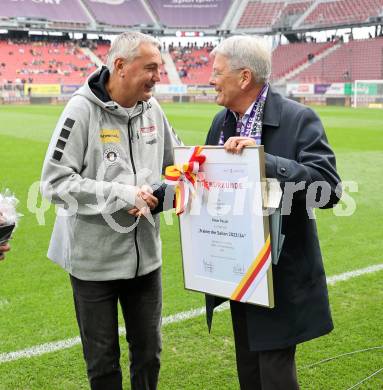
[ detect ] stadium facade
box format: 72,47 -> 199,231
0,0 -> 382,107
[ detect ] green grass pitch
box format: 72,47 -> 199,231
0,103 -> 382,389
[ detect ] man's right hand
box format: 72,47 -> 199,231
224,136 -> 256,154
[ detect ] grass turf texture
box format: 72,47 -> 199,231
0,103 -> 382,389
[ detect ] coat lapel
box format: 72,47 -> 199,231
221,110 -> 237,142
263,87 -> 282,128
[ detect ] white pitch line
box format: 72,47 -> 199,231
1,263 -> 382,364
326,263 -> 383,285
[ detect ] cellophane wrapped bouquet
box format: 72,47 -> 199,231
0,189 -> 21,244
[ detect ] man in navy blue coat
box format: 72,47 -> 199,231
205,35 -> 341,390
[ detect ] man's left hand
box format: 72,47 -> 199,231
224,136 -> 256,154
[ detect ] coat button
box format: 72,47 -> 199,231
280,167 -> 286,173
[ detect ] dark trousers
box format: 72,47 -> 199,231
70,268 -> 162,390
230,301 -> 299,390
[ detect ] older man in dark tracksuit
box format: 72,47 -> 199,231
205,36 -> 341,389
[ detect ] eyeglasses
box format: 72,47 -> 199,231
210,68 -> 244,79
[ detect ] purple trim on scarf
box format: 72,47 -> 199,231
218,83 -> 269,146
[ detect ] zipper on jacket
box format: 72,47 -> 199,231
127,118 -> 140,277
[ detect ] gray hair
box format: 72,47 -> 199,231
211,35 -> 271,83
106,32 -> 160,73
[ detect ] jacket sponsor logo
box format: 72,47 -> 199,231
140,125 -> 156,134
140,125 -> 157,144
103,148 -> 120,164
100,129 -> 121,143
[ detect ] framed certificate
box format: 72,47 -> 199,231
175,146 -> 274,308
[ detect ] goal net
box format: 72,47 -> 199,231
353,80 -> 383,108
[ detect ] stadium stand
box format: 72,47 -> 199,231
1,0 -> 381,36
274,0 -> 313,29
0,0 -> 382,90
147,0 -> 232,28
0,40 -> 97,84
271,40 -> 335,80
238,0 -> 285,29
91,42 -> 110,64
289,37 -> 383,83
1,36 -> 382,86
235,0 -> 383,32
301,0 -> 383,28
169,44 -> 214,84
82,0 -> 153,28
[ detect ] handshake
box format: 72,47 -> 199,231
128,185 -> 159,218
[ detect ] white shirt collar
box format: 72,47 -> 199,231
231,101 -> 257,124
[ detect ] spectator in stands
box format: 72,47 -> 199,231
41,31 -> 177,390
343,70 -> 350,81
205,35 -> 341,390
178,67 -> 187,78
